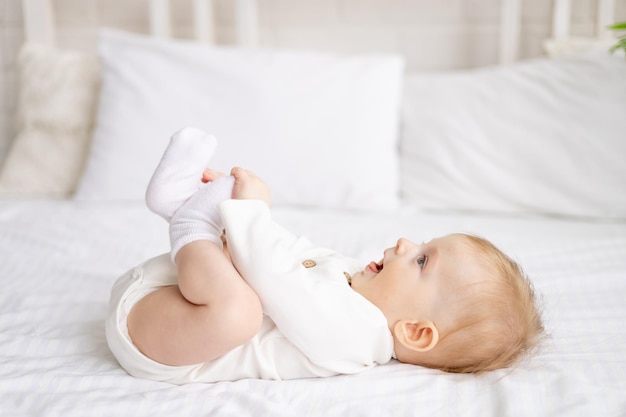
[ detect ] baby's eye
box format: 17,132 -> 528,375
417,255 -> 427,269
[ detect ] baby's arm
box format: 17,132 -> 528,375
219,178 -> 393,372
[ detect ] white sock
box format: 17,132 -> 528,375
145,127 -> 218,222
169,175 -> 235,262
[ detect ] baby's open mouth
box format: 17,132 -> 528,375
367,261 -> 383,273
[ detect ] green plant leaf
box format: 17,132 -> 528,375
609,37 -> 626,55
607,21 -> 626,30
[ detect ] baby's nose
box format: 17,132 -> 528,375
395,238 -> 410,254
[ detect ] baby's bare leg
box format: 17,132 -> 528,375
128,240 -> 262,366
131,129 -> 263,366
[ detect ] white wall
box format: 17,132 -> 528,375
1,0 -> 625,161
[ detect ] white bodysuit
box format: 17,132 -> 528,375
105,199 -> 394,384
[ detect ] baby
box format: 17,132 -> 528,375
105,127 -> 544,384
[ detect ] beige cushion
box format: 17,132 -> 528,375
0,43 -> 100,197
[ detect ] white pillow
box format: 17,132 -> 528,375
75,29 -> 404,211
0,43 -> 100,197
400,53 -> 626,219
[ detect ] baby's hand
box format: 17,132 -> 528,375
231,167 -> 271,206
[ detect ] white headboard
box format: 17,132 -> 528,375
544,0 -> 619,56
21,0 -> 620,65
22,0 -> 261,48
551,0 -> 616,40
2,0 -> 623,163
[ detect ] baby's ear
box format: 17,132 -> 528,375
393,320 -> 439,352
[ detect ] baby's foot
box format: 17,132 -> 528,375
169,175 -> 235,261
145,127 -> 218,222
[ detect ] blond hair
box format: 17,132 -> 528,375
422,234 -> 544,373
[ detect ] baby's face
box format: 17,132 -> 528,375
350,234 -> 486,328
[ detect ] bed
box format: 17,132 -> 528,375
1,1 -> 625,416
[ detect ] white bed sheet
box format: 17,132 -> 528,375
0,199 -> 625,416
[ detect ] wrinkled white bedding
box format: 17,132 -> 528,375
1,199 -> 625,416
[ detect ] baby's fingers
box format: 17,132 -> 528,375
202,168 -> 225,183
231,167 -> 270,205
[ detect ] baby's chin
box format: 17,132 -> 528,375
348,270 -> 371,290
